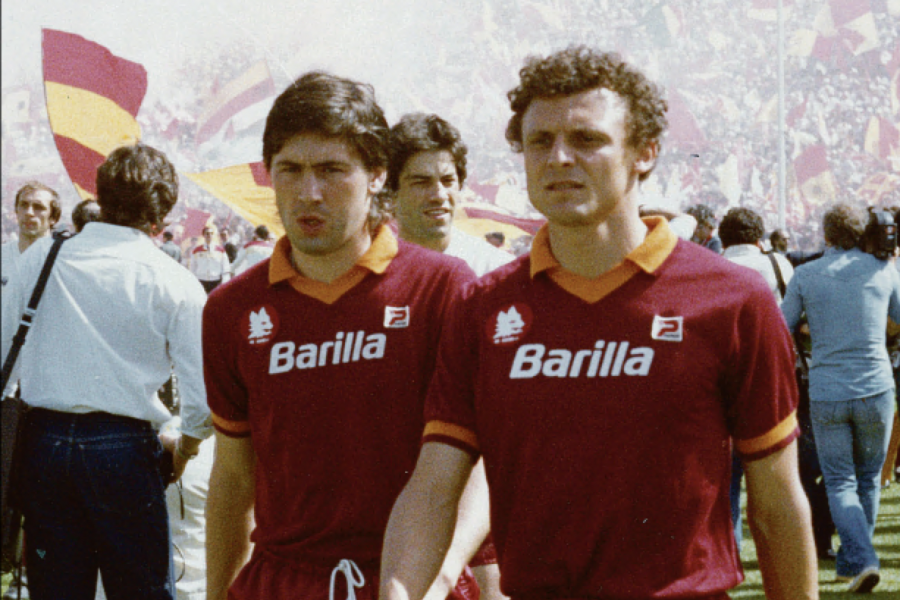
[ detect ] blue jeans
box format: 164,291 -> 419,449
811,390 -> 895,578
20,408 -> 175,600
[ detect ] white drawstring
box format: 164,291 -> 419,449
330,558 -> 366,600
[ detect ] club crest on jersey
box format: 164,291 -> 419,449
487,303 -> 533,345
244,305 -> 279,346
651,315 -> 683,342
384,306 -> 410,328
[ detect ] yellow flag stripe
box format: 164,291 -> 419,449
184,165 -> 283,237
45,81 -> 140,157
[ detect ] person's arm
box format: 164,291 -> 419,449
207,432 -> 256,600
422,458 -> 492,600
744,441 -> 818,600
780,276 -> 803,333
381,442 -> 476,600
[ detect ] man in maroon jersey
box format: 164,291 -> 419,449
204,72 -> 485,600
380,47 -> 817,600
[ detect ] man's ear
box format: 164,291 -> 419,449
369,167 -> 387,195
633,139 -> 659,177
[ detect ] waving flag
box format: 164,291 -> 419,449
857,172 -> 899,204
196,61 -> 276,146
829,0 -> 879,56
42,29 -> 147,199
865,117 -> 900,162
794,145 -> 836,204
184,162 -> 283,237
454,202 -> 545,242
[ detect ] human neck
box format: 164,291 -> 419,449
18,232 -> 45,253
547,210 -> 647,279
290,233 -> 373,284
399,227 -> 450,253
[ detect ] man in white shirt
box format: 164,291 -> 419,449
720,207 -> 793,304
189,225 -> 231,293
2,182 -> 61,398
388,113 -> 514,277
1,143 -> 212,599
230,224 -> 275,277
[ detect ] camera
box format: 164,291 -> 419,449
860,209 -> 898,260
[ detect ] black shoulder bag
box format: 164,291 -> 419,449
1,232 -> 69,573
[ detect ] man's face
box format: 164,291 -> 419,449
16,189 -> 56,240
270,133 -> 385,260
521,88 -> 655,228
203,229 -> 214,245
394,150 -> 460,248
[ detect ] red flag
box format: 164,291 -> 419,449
182,208 -> 213,240
666,91 -> 706,149
42,29 -> 147,199
196,61 -> 275,145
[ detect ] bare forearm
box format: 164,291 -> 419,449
745,445 -> 818,600
206,477 -> 254,600
423,459 -> 492,600
382,483 -> 459,600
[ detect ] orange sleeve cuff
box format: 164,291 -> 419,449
423,421 -> 479,456
736,412 -> 799,460
212,413 -> 251,438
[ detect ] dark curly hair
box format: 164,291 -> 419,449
685,203 -> 717,228
387,113 -> 468,192
96,144 -> 178,234
823,203 -> 866,250
505,46 -> 668,181
718,207 -> 765,248
263,71 -> 392,233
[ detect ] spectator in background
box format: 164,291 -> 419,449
160,231 -> 183,263
686,203 -> 722,253
230,224 -> 275,277
770,229 -> 791,254
189,226 -> 231,293
782,203 -> 900,593
719,206 -> 797,555
2,181 -> 61,291
388,112 -> 514,277
72,199 -> 102,233
484,231 -> 505,249
220,228 -> 239,263
1,143 -> 212,599
638,205 -> 697,240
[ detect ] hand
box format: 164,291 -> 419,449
158,432 -> 189,484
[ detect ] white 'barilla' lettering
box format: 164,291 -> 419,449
509,341 -> 654,379
269,331 -> 387,374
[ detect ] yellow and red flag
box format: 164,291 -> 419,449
184,162 -> 283,237
865,117 -> 900,163
196,61 -> 275,145
454,202 -> 545,243
42,29 -> 147,199
794,145 -> 837,204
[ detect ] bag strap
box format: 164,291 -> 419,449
1,233 -> 70,391
766,251 -> 787,299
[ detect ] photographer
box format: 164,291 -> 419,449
782,203 -> 900,593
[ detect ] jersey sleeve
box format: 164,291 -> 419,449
423,280 -> 481,460
724,283 -> 800,461
202,292 -> 251,438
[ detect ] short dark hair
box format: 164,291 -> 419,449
505,46 -> 667,182
263,71 -> 391,232
718,208 -> 765,248
486,231 -> 505,243
96,143 -> 178,234
823,203 -> 866,250
163,231 -> 175,241
15,181 -> 62,225
254,224 -> 270,240
71,199 -> 102,233
685,204 -> 717,228
387,113 -> 468,191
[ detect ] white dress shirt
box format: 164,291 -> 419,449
445,228 -> 515,276
723,243 -> 794,304
0,223 -> 212,439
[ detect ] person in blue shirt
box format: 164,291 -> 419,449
782,203 -> 900,593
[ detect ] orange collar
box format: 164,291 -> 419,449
268,226 -> 399,304
529,216 -> 677,303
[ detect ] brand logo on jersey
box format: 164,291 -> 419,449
384,306 -> 410,328
651,315 -> 683,342
245,305 -> 279,345
509,341 -> 654,379
269,331 -> 387,374
487,303 -> 533,345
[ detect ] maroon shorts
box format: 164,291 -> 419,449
469,534 -> 497,567
228,549 -> 480,600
